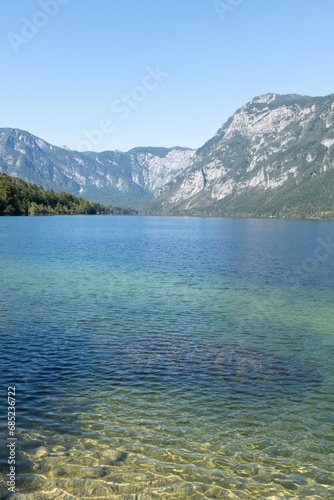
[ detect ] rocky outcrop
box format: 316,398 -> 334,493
144,93 -> 334,217
0,129 -> 194,208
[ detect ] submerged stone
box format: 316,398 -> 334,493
34,446 -> 48,459
82,467 -> 107,478
100,449 -> 127,464
125,335 -> 320,396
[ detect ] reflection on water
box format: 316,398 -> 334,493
0,216 -> 334,499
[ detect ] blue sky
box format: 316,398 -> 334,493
1,0 -> 334,152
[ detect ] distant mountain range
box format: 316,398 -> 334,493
1,93 -> 334,218
0,129 -> 194,208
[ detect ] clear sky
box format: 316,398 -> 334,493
1,0 -> 334,152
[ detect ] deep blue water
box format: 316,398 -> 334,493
0,216 -> 334,499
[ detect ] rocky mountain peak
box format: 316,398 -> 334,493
1,93 -> 334,218
144,93 -> 334,218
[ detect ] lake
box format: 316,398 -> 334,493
0,215 -> 334,499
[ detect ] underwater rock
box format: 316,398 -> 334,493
51,465 -> 81,478
100,449 -> 127,464
82,467 -> 107,478
125,335 -> 320,395
34,446 -> 48,459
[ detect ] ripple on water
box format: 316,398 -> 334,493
1,217 -> 334,499
1,339 -> 329,499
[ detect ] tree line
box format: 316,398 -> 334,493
0,173 -> 137,216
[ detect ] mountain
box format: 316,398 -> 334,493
1,93 -> 334,218
144,93 -> 334,218
0,129 -> 194,208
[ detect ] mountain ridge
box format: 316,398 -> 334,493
1,92 -> 334,218
0,128 -> 195,208
143,92 -> 334,218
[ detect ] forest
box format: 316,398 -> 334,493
0,173 -> 137,216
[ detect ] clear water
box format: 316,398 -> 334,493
0,215 -> 333,499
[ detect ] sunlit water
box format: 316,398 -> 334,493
0,215 -> 334,499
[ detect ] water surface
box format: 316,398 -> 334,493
0,216 -> 334,499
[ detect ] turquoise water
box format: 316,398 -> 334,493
0,215 -> 334,499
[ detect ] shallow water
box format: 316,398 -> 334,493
0,216 -> 334,499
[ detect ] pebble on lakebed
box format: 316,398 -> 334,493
33,446 -> 48,459
83,467 -> 107,478
100,449 -> 127,464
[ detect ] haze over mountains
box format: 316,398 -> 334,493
1,93 -> 334,218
